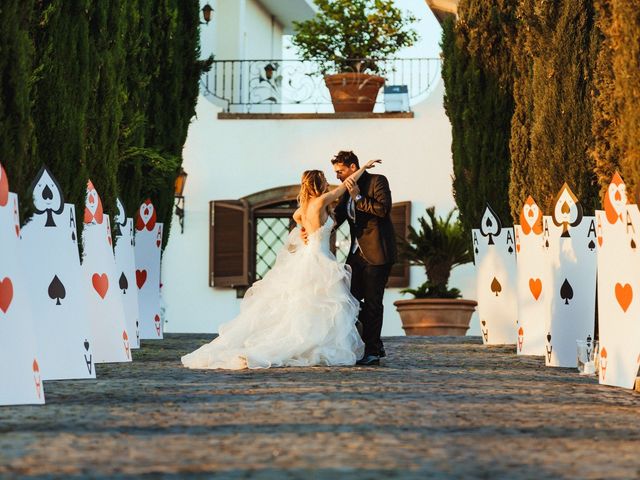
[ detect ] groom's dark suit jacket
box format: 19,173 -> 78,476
334,171 -> 397,266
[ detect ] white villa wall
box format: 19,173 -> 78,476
200,0 -> 284,61
161,79 -> 479,337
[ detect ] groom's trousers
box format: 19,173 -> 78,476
348,250 -> 392,357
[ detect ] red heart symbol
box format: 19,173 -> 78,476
615,283 -> 633,312
516,244 -> 521,253
156,239 -> 161,247
92,273 -> 109,299
529,278 -> 542,300
89,194 -> 95,204
136,270 -> 147,289
15,225 -> 19,237
0,277 -> 14,313
598,235 -> 603,247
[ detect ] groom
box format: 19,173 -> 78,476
331,150 -> 396,366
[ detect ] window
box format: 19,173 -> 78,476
210,186 -> 410,292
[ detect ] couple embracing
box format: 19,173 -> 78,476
182,151 -> 396,369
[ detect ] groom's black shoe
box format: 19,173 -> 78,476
379,347 -> 386,358
356,354 -> 380,366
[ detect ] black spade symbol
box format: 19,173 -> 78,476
588,240 -> 595,251
48,275 -> 66,305
72,231 -> 76,242
546,333 -> 552,343
119,272 -> 128,294
474,247 -> 479,255
560,279 -> 574,305
42,185 -> 53,201
485,217 -> 493,228
545,239 -> 550,248
481,320 -> 486,327
490,277 -> 502,296
631,239 -> 636,250
508,246 -> 514,254
84,339 -> 90,351
30,166 -> 65,227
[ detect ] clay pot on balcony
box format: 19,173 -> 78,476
324,73 -> 385,113
394,298 -> 477,336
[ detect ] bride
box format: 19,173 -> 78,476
181,159 -> 382,370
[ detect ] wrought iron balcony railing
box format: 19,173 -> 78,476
199,58 -> 442,114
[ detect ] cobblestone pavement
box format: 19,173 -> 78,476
1,334 -> 639,479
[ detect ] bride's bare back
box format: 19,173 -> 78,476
294,198 -> 330,235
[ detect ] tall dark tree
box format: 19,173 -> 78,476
85,0 -> 126,219
441,0 -> 515,234
30,0 -> 91,234
0,0 -> 36,220
118,0 -> 209,247
592,0 -> 640,200
510,0 -> 600,214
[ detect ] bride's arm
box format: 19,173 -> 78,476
319,159 -> 381,207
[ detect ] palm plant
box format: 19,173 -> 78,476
398,207 -> 473,299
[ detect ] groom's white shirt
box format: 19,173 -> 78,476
347,196 -> 361,254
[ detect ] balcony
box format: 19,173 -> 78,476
199,58 -> 442,119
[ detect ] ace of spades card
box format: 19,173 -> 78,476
543,183 -> 597,368
596,173 -> 640,388
514,196 -> 550,356
21,176 -> 96,380
472,204 -> 518,345
0,169 -> 44,405
81,182 -> 131,363
135,199 -> 164,340
114,198 -> 140,349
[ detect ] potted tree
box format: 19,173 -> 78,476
394,207 -> 477,336
291,0 -> 418,112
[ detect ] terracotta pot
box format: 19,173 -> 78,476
324,73 -> 385,112
394,298 -> 477,336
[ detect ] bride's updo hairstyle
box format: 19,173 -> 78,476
298,170 -> 328,206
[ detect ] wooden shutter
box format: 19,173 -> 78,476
210,200 -> 250,287
387,201 -> 411,288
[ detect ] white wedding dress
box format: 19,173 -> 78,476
181,216 -> 365,369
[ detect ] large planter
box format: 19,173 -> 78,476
394,298 -> 477,336
324,73 -> 385,112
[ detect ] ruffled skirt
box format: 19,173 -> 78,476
181,233 -> 364,369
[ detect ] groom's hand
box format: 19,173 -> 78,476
344,177 -> 360,199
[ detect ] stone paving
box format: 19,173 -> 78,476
1,334 -> 639,479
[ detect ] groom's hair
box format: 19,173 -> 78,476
331,150 -> 360,168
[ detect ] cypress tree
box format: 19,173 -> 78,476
510,0 -> 600,214
0,0 -> 36,220
441,0 -> 515,235
30,0 -> 91,234
118,0 -> 208,247
594,1 -> 640,200
85,0 -> 126,219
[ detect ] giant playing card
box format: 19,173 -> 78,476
135,199 -> 163,339
596,172 -> 640,388
81,181 -> 131,363
514,196 -> 550,356
473,204 -> 518,345
0,162 -> 44,405
21,167 -> 96,380
114,198 -> 140,348
543,184 -> 597,368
